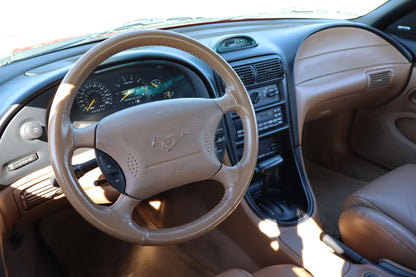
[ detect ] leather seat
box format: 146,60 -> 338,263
339,163 -> 416,270
216,265 -> 312,277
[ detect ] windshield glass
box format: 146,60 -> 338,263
1,0 -> 388,65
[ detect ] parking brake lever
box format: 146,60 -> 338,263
320,233 -> 371,264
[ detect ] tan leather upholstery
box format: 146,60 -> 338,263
216,265 -> 313,277
339,163 -> 416,270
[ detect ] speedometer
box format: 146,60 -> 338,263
75,81 -> 113,114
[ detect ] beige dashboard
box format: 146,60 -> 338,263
295,27 -> 412,139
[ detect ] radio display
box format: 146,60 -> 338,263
233,105 -> 284,141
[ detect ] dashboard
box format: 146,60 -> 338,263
1,4 -> 416,274
0,18 -> 414,227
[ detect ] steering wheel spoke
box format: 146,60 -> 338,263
110,194 -> 142,220
72,123 -> 97,149
212,165 -> 239,190
213,91 -> 239,114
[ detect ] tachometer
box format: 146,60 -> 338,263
75,81 -> 113,114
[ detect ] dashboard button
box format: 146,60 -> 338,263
20,122 -> 44,140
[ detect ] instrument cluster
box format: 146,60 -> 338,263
70,61 -> 201,125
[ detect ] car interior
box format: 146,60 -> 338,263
1,0 -> 416,276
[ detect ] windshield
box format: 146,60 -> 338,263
1,0 -> 388,65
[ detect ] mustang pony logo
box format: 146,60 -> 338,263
152,131 -> 189,152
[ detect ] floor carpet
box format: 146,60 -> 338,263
304,161 -> 368,236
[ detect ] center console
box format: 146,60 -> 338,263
226,55 -> 312,225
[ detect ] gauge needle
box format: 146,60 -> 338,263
86,99 -> 95,111
121,89 -> 132,101
150,82 -> 158,88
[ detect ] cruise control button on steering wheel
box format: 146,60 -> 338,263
95,149 -> 126,193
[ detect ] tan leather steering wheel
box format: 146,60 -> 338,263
48,30 -> 258,245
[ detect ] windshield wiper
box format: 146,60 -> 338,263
65,17 -> 217,46
51,17 -> 213,48
227,8 -> 356,20
111,16 -> 214,31
112,18 -> 165,31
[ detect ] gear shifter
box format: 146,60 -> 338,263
256,155 -> 283,202
256,155 -> 299,221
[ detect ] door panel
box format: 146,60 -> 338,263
396,117 -> 416,143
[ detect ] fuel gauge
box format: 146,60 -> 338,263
162,91 -> 175,99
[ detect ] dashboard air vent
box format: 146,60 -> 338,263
20,180 -> 63,210
368,70 -> 393,89
233,65 -> 255,85
254,58 -> 283,83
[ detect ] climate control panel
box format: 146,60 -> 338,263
248,84 -> 280,108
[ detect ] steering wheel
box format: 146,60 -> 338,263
48,30 -> 258,245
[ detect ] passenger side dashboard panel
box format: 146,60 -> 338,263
295,27 -> 412,140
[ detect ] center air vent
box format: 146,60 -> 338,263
254,59 -> 284,82
233,65 -> 255,86
232,57 -> 284,86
